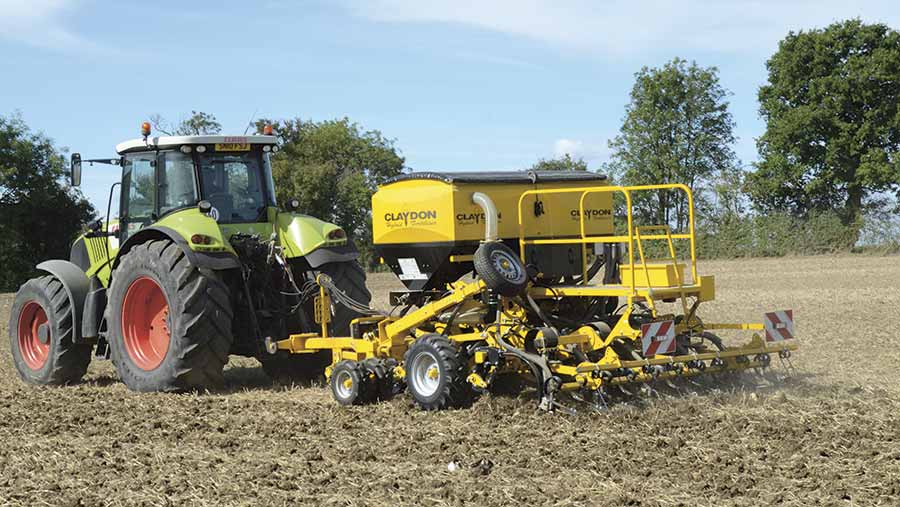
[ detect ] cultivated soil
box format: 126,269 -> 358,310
1,256 -> 898,506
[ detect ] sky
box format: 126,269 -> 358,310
2,0 -> 899,211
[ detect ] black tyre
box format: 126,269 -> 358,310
404,334 -> 472,410
259,352 -> 326,384
8,276 -> 92,385
362,358 -> 402,401
259,260 -> 372,383
259,261 -> 372,384
106,240 -> 233,392
329,360 -> 376,405
473,242 -> 527,297
318,260 -> 372,335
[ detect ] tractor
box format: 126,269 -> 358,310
8,123 -> 370,391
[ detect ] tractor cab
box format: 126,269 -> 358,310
112,131 -> 280,240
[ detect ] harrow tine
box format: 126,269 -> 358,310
641,383 -> 661,398
591,389 -> 609,412
778,350 -> 797,377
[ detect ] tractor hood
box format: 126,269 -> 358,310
276,212 -> 348,258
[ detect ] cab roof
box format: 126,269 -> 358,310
115,135 -> 277,155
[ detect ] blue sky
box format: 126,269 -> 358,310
2,0 -> 898,211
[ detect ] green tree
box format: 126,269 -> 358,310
0,113 -> 95,291
748,19 -> 900,227
149,111 -> 222,136
606,58 -> 738,231
257,118 -> 405,266
530,153 -> 588,171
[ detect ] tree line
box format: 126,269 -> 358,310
2,19 -> 899,290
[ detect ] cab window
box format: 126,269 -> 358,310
158,151 -> 198,215
120,153 -> 156,240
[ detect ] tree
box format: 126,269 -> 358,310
0,113 -> 95,291
149,111 -> 222,136
747,19 -> 900,226
530,153 -> 588,172
606,58 -> 739,231
257,118 -> 405,266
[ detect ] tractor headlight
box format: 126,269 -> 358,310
180,145 -> 193,154
263,145 -> 272,152
196,145 -> 207,153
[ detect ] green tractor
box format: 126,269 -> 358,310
8,124 -> 371,391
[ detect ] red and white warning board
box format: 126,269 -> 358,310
764,310 -> 795,342
641,320 -> 676,356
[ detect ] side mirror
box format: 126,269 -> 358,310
70,153 -> 82,187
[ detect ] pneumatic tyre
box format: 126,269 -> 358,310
404,334 -> 473,410
473,241 -> 528,296
329,360 -> 376,405
318,260 -> 372,336
260,260 -> 372,383
8,275 -> 92,385
259,352 -> 326,384
106,240 -> 233,392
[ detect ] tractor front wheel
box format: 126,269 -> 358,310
106,240 -> 233,392
261,259 -> 372,384
8,276 -> 92,385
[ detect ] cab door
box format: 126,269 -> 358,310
119,152 -> 157,242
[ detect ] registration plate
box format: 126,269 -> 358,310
215,143 -> 251,151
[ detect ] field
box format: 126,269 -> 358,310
1,255 -> 899,506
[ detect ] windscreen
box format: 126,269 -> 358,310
197,150 -> 273,223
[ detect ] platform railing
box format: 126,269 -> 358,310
516,184 -> 698,297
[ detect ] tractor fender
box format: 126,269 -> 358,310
35,260 -> 90,344
304,241 -> 360,268
113,226 -> 240,271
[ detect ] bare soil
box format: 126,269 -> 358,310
1,256 -> 898,506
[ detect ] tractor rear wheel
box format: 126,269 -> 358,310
106,240 -> 233,392
261,259 -> 371,383
8,276 -> 92,385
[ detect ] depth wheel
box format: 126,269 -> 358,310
330,360 -> 376,405
107,240 -> 233,392
404,334 -> 472,410
8,276 -> 92,385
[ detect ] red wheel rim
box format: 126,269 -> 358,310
17,301 -> 50,370
121,276 -> 170,371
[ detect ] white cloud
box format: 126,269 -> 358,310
554,138 -> 583,157
553,138 -> 608,162
340,0 -> 900,56
0,0 -> 96,51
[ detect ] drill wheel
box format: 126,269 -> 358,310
329,360 -> 376,406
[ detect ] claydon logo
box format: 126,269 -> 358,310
456,211 -> 502,225
571,208 -> 612,221
384,210 -> 438,227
